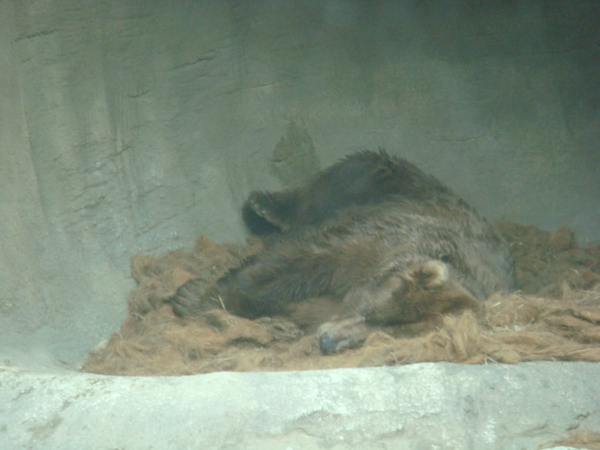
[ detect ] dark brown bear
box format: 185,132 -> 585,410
168,150 -> 514,354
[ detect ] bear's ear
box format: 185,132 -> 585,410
242,191 -> 298,235
399,259 -> 481,317
403,260 -> 449,289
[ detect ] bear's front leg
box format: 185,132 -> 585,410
168,278 -> 223,317
317,315 -> 371,354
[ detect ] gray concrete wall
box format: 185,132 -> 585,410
2,362 -> 600,449
0,0 -> 599,362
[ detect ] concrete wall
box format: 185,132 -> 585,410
1,0 -> 599,362
2,362 -> 600,449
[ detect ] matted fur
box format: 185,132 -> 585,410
169,151 -> 514,354
83,221 -> 600,376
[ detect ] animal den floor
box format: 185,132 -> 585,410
83,220 -> 600,376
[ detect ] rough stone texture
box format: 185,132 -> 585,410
1,362 -> 598,449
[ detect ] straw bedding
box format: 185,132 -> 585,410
84,221 -> 600,376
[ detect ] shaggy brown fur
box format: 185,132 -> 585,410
168,150 -> 514,353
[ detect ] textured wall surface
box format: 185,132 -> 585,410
0,0 -> 599,362
1,362 -> 599,449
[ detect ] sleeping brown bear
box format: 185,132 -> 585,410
168,150 -> 514,354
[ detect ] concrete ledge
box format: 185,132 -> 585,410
1,362 -> 598,449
